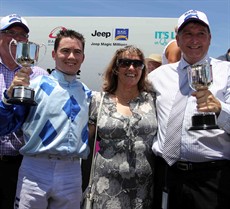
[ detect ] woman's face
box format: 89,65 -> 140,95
116,51 -> 144,88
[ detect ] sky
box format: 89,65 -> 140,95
0,0 -> 229,58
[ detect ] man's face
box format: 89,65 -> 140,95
52,37 -> 85,75
0,26 -> 28,60
176,22 -> 211,64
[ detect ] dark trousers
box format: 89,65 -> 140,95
0,155 -> 23,209
153,156 -> 230,209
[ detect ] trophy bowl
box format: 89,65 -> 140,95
188,62 -> 219,130
8,40 -> 46,106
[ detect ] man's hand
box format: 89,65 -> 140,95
191,86 -> 221,116
7,67 -> 32,98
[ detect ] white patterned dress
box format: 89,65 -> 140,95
89,91 -> 157,209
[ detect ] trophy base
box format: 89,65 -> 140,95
7,98 -> 37,106
7,86 -> 37,106
189,124 -> 219,130
189,113 -> 219,130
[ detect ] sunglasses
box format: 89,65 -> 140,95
1,30 -> 29,39
117,59 -> 145,70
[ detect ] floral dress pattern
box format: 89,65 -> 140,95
89,91 -> 157,209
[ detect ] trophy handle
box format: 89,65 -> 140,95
9,40 -> 47,67
37,43 -> 47,65
9,39 -> 20,66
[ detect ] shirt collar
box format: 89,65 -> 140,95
179,54 -> 210,70
179,57 -> 190,70
51,69 -> 78,83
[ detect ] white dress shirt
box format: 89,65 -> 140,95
148,55 -> 230,162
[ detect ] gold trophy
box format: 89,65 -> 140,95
8,40 -> 46,106
187,62 -> 219,130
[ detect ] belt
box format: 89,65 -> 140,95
0,155 -> 23,162
30,154 -> 80,161
172,160 -> 230,171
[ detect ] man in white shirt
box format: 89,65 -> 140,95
148,9 -> 230,209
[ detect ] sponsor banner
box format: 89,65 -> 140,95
26,17 -> 177,90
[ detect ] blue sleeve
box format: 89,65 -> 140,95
0,101 -> 28,136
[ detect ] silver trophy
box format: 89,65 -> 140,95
8,40 -> 46,106
187,62 -> 219,130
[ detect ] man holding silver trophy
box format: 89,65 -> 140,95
0,29 -> 91,209
148,10 -> 230,209
0,14 -> 48,209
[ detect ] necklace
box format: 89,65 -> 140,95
115,92 -> 139,105
116,95 -> 132,104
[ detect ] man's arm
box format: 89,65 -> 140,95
81,123 -> 96,192
0,67 -> 31,136
0,97 -> 27,136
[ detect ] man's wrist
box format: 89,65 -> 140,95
4,90 -> 10,99
2,90 -> 11,105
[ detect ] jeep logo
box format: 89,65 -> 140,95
91,30 -> 111,38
